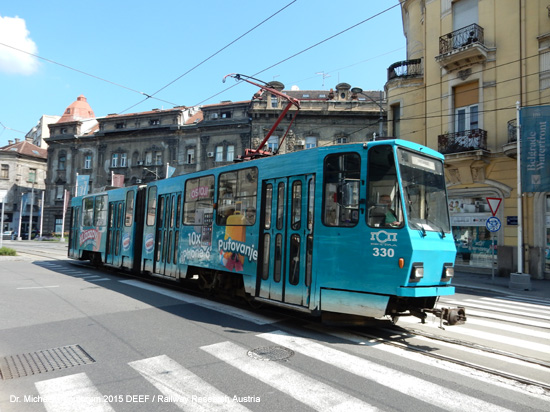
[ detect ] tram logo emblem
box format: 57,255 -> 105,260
370,230 -> 397,244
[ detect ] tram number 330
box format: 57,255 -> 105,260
372,247 -> 395,257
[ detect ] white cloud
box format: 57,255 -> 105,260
0,15 -> 39,75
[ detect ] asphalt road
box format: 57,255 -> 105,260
0,242 -> 549,411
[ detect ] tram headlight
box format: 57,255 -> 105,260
409,263 -> 424,282
441,264 -> 454,281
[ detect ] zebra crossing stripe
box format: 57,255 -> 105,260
399,316 -> 550,354
201,341 -> 379,412
259,330 -> 516,412
444,299 -> 550,321
35,372 -> 114,412
129,355 -> 250,412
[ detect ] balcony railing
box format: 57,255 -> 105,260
387,58 -> 422,82
439,23 -> 484,55
438,129 -> 487,154
507,119 -> 517,143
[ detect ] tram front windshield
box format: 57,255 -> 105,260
397,148 -> 450,234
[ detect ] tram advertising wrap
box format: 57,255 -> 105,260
68,140 -> 460,324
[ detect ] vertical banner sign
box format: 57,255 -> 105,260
520,105 -> 550,192
76,174 -> 90,196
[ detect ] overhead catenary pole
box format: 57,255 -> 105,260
516,101 -> 523,274
39,190 -> 44,237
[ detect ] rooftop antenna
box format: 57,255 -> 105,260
316,71 -> 331,87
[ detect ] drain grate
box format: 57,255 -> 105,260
247,346 -> 294,362
0,344 -> 95,380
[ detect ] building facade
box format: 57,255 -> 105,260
0,138 -> 48,237
42,84 -> 386,235
385,0 -> 550,278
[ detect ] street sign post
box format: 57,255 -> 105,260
486,216 -> 501,281
486,197 -> 502,217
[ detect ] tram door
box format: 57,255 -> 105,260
69,206 -> 80,258
106,201 -> 124,266
153,193 -> 179,277
259,174 -> 314,306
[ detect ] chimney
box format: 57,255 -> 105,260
14,138 -> 20,143
8,140 -> 14,145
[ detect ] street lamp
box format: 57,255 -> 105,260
351,87 -> 386,139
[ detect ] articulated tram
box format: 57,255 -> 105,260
69,139 -> 458,324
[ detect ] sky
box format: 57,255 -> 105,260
0,1 -> 406,147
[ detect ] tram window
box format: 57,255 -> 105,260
82,198 -> 94,226
217,167 -> 258,226
366,145 -> 403,228
291,181 -> 302,230
175,194 -> 181,228
170,196 -> 176,228
261,234 -> 270,280
274,233 -> 282,282
305,234 -> 313,287
289,234 -> 300,285
157,196 -> 165,227
117,203 -> 123,228
264,184 -> 273,229
147,186 -> 157,226
322,153 -> 360,227
93,195 -> 107,227
184,175 -> 214,225
307,178 -> 315,231
125,191 -> 134,226
276,182 -> 285,230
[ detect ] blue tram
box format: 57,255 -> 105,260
68,139 -> 457,323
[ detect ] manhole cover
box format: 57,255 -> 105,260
247,346 -> 294,361
0,344 -> 95,380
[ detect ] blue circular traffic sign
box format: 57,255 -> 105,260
486,216 -> 501,232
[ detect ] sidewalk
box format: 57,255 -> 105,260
452,271 -> 550,301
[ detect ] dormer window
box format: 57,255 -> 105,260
150,119 -> 160,126
115,122 -> 125,129
65,108 -> 71,114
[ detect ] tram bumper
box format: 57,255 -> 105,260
396,285 -> 455,297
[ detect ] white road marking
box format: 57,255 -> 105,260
443,299 -> 550,321
129,355 -> 250,411
202,340 -> 379,412
35,372 -> 114,412
16,286 -> 59,290
259,330 -> 516,412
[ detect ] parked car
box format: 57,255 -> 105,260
2,230 -> 14,240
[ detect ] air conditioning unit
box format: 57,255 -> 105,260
297,140 -> 305,146
137,160 -> 144,165
207,152 -> 215,158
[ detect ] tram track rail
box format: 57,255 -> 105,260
20,248 -> 550,397
370,327 -> 550,392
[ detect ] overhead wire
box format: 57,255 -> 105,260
120,0 -> 299,114
0,42 -> 177,108
194,3 -> 402,106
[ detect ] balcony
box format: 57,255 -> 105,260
387,58 -> 423,82
503,119 -> 518,158
436,24 -> 489,72
438,128 -> 487,155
